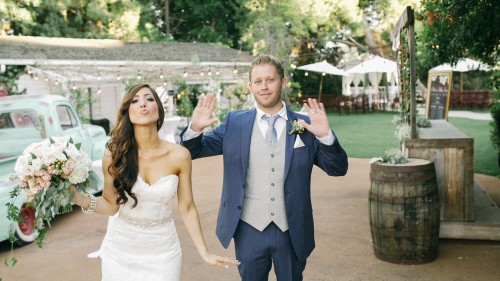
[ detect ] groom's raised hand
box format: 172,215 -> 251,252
191,93 -> 219,132
298,98 -> 331,138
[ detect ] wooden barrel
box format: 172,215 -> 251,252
369,158 -> 440,264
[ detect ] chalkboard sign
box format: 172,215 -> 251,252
425,71 -> 452,120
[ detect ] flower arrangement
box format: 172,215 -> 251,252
6,138 -> 99,252
288,120 -> 305,135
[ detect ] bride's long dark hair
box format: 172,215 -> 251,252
106,84 -> 165,207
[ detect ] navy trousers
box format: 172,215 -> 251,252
233,220 -> 306,281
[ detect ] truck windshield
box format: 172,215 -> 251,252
0,109 -> 42,158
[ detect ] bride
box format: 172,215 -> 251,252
71,83 -> 239,281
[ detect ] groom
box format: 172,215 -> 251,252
181,55 -> 348,280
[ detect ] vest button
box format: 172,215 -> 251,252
271,198 -> 275,201
237,206 -> 242,210
271,168 -> 275,172
271,183 -> 274,186
271,154 -> 275,157
271,212 -> 275,216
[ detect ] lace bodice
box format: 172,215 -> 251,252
119,174 -> 178,224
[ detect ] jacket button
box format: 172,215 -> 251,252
271,212 -> 275,216
237,206 -> 241,210
271,183 -> 274,187
271,198 -> 275,201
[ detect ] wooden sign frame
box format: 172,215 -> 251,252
425,70 -> 453,120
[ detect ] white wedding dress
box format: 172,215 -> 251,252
100,174 -> 182,281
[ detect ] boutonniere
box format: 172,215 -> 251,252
288,120 -> 305,135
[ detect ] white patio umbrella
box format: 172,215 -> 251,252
296,60 -> 346,102
430,58 -> 492,72
430,58 -> 493,91
345,56 -> 398,105
345,56 -> 397,74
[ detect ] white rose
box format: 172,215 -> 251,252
14,154 -> 31,178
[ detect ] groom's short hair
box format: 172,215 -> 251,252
248,55 -> 285,81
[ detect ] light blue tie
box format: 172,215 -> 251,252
263,115 -> 279,149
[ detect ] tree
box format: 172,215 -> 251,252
164,0 -> 249,48
416,0 -> 499,75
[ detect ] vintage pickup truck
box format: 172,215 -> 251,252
0,94 -> 109,245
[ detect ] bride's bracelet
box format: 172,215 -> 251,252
81,194 -> 97,214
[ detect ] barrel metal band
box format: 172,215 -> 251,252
370,172 -> 436,183
369,192 -> 438,204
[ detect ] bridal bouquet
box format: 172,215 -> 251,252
6,137 -> 99,249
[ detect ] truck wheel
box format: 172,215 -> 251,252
15,204 -> 37,246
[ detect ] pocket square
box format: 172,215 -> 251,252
293,135 -> 305,148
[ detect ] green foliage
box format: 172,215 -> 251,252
0,65 -> 27,95
416,0 -> 499,71
167,0 -> 248,48
69,87 -> 96,123
490,91 -> 500,153
416,116 -> 431,128
382,147 -> 408,164
173,81 -> 205,118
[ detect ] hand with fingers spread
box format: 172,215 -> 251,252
201,253 -> 241,269
298,98 -> 331,138
191,93 -> 219,132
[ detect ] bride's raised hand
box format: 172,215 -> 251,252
202,252 -> 240,268
191,93 -> 219,132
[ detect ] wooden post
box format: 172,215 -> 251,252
318,74 -> 324,102
408,10 -> 417,139
391,6 -> 417,139
87,87 -> 93,119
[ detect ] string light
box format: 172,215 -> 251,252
137,70 -> 142,80
183,69 -> 188,78
98,72 -> 101,80
160,69 -> 164,79
97,87 -> 102,95
163,80 -> 167,86
72,82 -> 77,90
208,67 -> 212,76
55,80 -> 59,85
34,74 -> 38,80
233,67 -> 238,74
216,69 -> 220,76
305,72 -> 309,76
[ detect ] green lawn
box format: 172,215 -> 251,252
328,111 -> 500,177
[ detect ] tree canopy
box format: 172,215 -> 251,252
1,0 -> 497,95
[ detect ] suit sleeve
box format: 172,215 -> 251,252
314,130 -> 348,176
180,112 -> 230,159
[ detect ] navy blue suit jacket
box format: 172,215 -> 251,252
181,108 -> 348,260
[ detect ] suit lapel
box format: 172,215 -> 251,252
240,110 -> 256,179
284,109 -> 297,180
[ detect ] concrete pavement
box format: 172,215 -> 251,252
1,156 -> 500,281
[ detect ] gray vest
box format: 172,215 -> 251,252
240,119 -> 288,232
